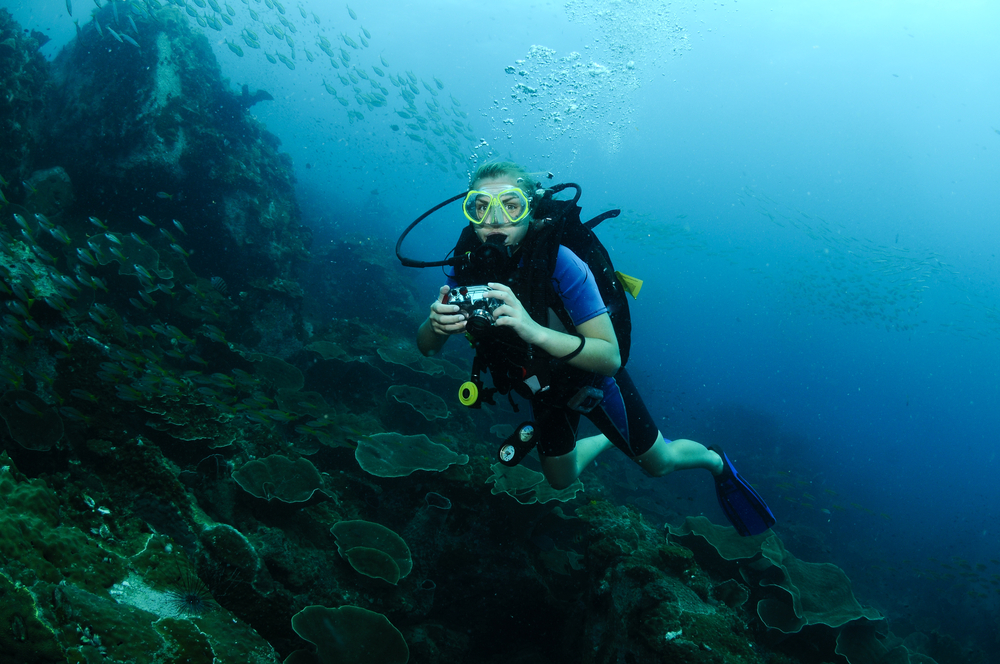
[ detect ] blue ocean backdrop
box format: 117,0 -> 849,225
3,0 -> 999,661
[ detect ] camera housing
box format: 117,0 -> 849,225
443,285 -> 502,335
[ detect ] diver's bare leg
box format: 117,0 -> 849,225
539,434 -> 613,489
633,434 -> 724,477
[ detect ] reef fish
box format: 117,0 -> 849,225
66,0 -> 72,17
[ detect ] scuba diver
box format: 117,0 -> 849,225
403,161 -> 774,536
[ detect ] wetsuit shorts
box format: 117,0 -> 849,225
531,367 -> 663,458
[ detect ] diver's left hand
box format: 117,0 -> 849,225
486,282 -> 547,345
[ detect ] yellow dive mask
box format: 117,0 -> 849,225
463,187 -> 531,225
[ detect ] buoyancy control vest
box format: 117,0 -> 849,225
448,184 -> 639,406
395,182 -> 641,408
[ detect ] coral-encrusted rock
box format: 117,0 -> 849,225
40,4 -> 308,354
24,166 -> 74,216
0,9 -> 50,186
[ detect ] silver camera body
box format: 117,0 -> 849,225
444,285 -> 502,334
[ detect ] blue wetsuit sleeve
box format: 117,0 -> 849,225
552,245 -> 607,325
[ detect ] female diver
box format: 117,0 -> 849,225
415,162 -> 773,536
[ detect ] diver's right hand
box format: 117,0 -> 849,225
428,285 -> 467,335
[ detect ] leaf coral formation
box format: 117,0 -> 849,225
232,454 -> 324,503
289,605 -> 408,664
486,462 -> 583,504
386,384 -> 449,420
331,520 -> 412,585
667,516 -> 930,663
355,432 -> 468,477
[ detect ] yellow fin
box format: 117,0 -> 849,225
615,271 -> 643,299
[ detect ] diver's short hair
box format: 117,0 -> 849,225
470,161 -> 541,207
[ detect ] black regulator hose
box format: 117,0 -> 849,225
395,191 -> 467,268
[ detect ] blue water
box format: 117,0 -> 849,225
7,0 -> 1000,653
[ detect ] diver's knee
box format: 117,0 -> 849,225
545,476 -> 576,491
632,435 -> 676,477
639,461 -> 673,478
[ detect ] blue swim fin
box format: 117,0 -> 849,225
709,446 -> 776,537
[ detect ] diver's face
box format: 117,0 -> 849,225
472,177 -> 531,247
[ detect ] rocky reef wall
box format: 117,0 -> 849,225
0,9 -> 51,186
33,4 -> 307,354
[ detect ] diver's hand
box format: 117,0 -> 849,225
486,282 -> 547,344
428,285 -> 467,336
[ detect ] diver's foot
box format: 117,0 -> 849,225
708,448 -> 725,476
708,445 -> 776,537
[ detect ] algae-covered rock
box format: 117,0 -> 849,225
0,390 -> 64,451
244,352 -> 305,391
0,570 -> 63,663
0,455 -> 280,663
41,3 -> 307,356
576,500 -> 765,664
0,9 -> 50,185
0,456 -> 123,591
23,166 -> 74,216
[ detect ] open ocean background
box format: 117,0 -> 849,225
6,0 -> 999,654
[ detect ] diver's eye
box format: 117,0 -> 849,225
474,197 -> 491,218
501,196 -> 523,216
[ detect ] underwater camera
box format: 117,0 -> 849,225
443,285 -> 502,335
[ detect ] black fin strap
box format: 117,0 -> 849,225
556,334 -> 586,362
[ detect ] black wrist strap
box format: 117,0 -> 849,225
557,334 -> 586,362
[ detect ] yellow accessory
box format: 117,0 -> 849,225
458,381 -> 479,407
615,271 -> 643,299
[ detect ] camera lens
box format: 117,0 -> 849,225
466,309 -> 494,335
